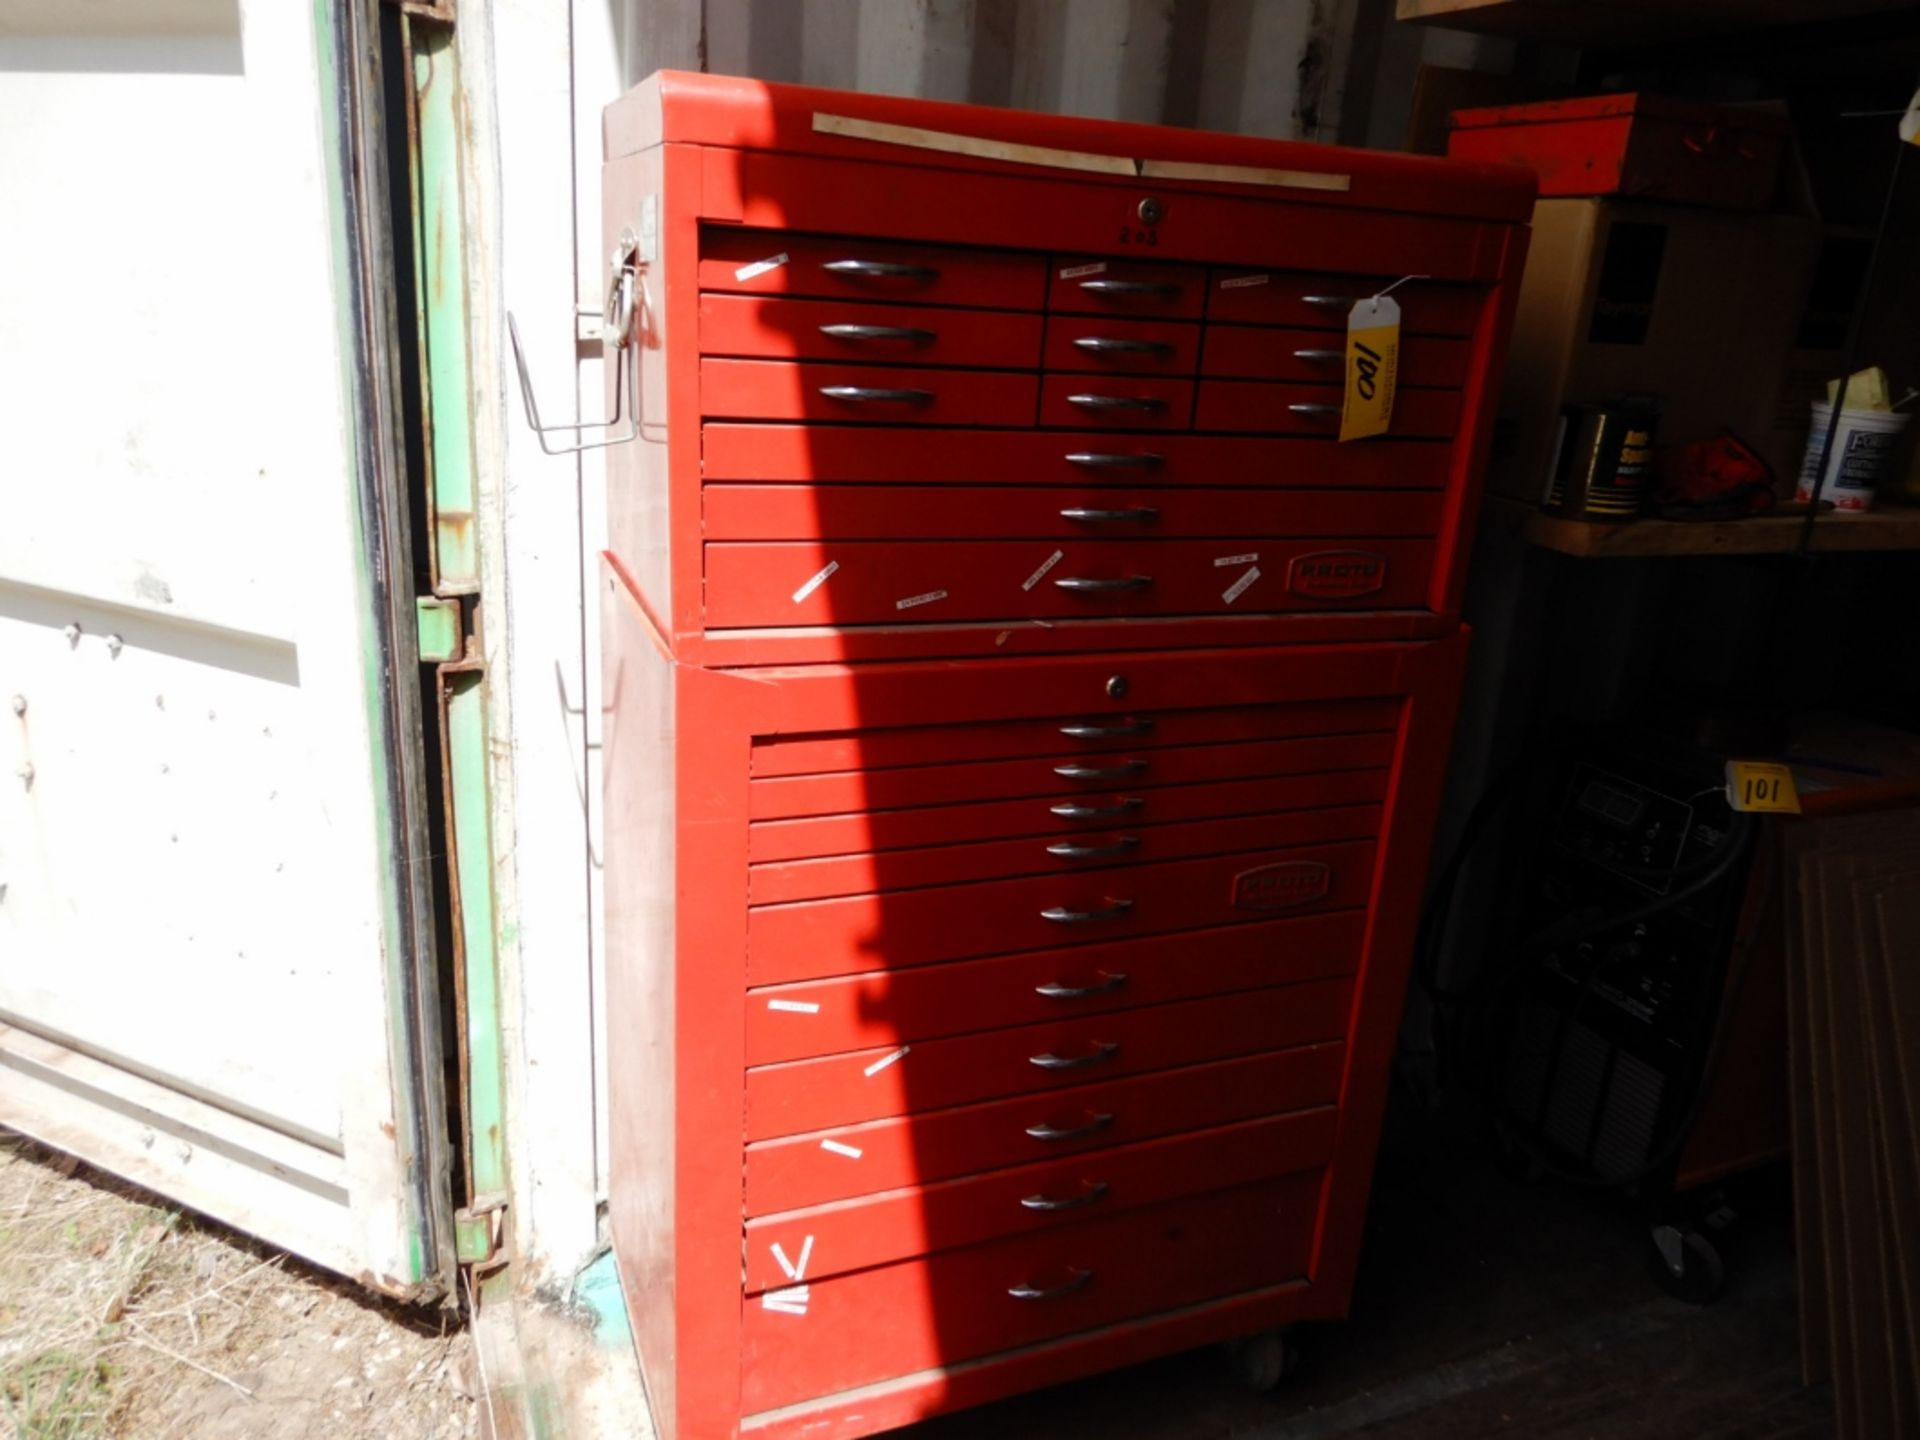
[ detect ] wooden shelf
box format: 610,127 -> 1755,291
1486,496 -> 1920,557
1394,0 -> 1916,47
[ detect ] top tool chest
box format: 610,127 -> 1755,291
598,72 -> 1530,1440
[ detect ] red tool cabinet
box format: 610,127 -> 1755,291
598,72 -> 1530,1440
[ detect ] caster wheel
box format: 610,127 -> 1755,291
1229,1329 -> 1296,1393
1646,1223 -> 1727,1304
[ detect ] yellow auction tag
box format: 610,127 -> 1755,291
1725,759 -> 1801,814
1340,294 -> 1400,442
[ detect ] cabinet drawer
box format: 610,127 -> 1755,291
703,424 -> 1456,491
747,839 -> 1375,984
1041,316 -> 1200,375
1202,326 -> 1471,387
749,730 -> 1399,822
750,801 -> 1380,904
739,1174 -> 1321,1415
750,696 -> 1397,782
745,1109 -> 1336,1291
744,1041 -> 1347,1215
746,908 -> 1365,1066
1193,382 -> 1461,438
1206,270 -> 1484,334
1038,375 -> 1194,430
699,293 -> 1044,369
746,976 -> 1351,1139
701,358 -> 1037,426
700,229 -> 1048,310
1046,258 -> 1207,318
706,539 -> 1433,628
704,483 -> 1446,542
752,766 -> 1389,866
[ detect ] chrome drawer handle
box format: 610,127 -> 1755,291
820,385 -> 934,405
1073,336 -> 1173,356
1027,1112 -> 1114,1142
1081,279 -> 1178,296
1067,393 -> 1166,412
1030,1040 -> 1120,1069
1021,1180 -> 1111,1212
1055,575 -> 1152,593
1301,293 -> 1357,308
818,323 -> 936,344
1064,451 -> 1164,469
1039,901 -> 1134,925
1293,348 -> 1344,362
1046,836 -> 1139,860
1050,797 -> 1144,819
823,259 -> 939,281
1057,719 -> 1153,739
1288,403 -> 1342,417
1059,506 -> 1159,524
1053,760 -> 1146,779
1008,1267 -> 1094,1301
1035,972 -> 1129,1000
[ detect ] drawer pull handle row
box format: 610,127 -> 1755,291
1046,837 -> 1139,860
1059,506 -> 1159,524
1293,348 -> 1344,363
1053,760 -> 1146,779
1039,900 -> 1134,925
1008,1267 -> 1094,1301
1058,719 -> 1153,739
818,323 -> 936,344
1030,1040 -> 1120,1069
1051,797 -> 1144,819
1081,279 -> 1178,297
1301,293 -> 1357,308
823,258 -> 939,281
820,385 -> 934,405
1073,336 -> 1174,357
1064,451 -> 1164,469
1026,1112 -> 1114,1142
1289,403 -> 1342,417
1055,575 -> 1152,594
1067,393 -> 1166,413
1020,1180 -> 1111,1213
1035,972 -> 1129,1000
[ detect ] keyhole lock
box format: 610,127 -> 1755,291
1137,197 -> 1164,225
1105,676 -> 1130,699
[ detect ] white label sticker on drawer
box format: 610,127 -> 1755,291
762,1285 -> 810,1316
734,252 -> 789,282
895,589 -> 948,611
1220,273 -> 1270,290
792,561 -> 838,603
766,999 -> 819,1014
1059,262 -> 1107,279
1222,566 -> 1262,604
1023,550 -> 1064,591
820,1139 -> 863,1160
1214,552 -> 1258,568
863,1045 -> 910,1077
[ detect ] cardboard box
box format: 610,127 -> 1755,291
1485,198 -> 1822,503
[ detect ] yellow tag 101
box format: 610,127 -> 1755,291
1340,294 -> 1400,442
1725,759 -> 1801,814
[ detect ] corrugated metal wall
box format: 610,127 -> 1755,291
604,0 -> 1391,144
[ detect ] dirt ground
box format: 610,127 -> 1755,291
0,1130 -> 483,1440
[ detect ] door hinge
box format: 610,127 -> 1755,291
455,1191 -> 509,1268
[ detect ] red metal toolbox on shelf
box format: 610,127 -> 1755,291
597,71 -> 1529,1440
1447,94 -> 1787,211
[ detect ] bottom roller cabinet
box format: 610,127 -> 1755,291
602,559 -> 1471,1440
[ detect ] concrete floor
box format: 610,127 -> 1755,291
912,1097 -> 1831,1440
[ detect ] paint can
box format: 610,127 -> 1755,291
1544,399 -> 1659,520
1794,402 -> 1910,513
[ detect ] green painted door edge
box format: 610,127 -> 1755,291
417,596 -> 463,663
413,21 -> 481,595
311,0 -> 446,1294
446,669 -> 509,1212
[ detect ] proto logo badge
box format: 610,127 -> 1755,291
1287,550 -> 1387,600
1231,861 -> 1332,910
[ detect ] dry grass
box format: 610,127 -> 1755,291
0,1131 -> 479,1440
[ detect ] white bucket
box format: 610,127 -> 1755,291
1794,401 -> 1910,513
